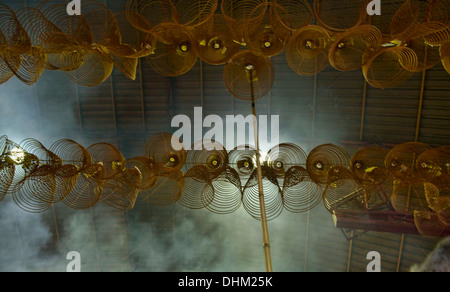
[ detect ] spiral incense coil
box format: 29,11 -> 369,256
282,166 -> 323,213
362,176 -> 394,210
390,180 -> 437,212
228,145 -> 257,183
223,50 -> 274,101
143,132 -> 186,175
87,143 -> 125,180
416,146 -> 450,190
351,146 -> 392,187
390,0 -> 421,41
53,164 -> 79,203
125,0 -> 174,34
0,160 -> 15,201
62,163 -> 105,210
177,165 -> 215,209
207,166 -> 242,215
366,1 -> 407,41
362,46 -> 418,89
221,0 -> 269,45
419,21 -> 450,47
146,22 -> 198,77
185,140 -> 228,179
242,167 -> 283,221
11,165 -> 56,213
266,143 -> 308,178
20,138 -> 62,169
270,0 -> 313,34
414,210 -> 450,237
171,0 -> 218,28
0,135 -> 8,157
306,144 -> 351,185
385,142 -> 432,184
322,166 -> 366,214
441,41 -> 450,74
141,169 -> 184,206
49,139 -> 93,172
329,25 -> 383,72
314,0 -> 366,32
401,35 -> 442,72
124,156 -> 159,190
101,168 -> 141,211
0,4 -> 31,53
286,25 -> 331,76
193,14 -> 241,65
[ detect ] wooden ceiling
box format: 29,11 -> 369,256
0,0 -> 449,272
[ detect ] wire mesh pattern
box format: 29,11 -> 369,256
0,0 -> 448,88
0,134 -> 449,235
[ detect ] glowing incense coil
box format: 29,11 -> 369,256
416,146 -> 450,190
286,25 -> 331,76
228,145 -> 257,184
314,0 -> 366,32
266,143 -> 308,178
282,166 -> 323,213
385,142 -> 432,184
171,0 -> 218,28
306,144 -> 351,185
329,25 -> 383,72
322,166 -> 366,214
101,168 -> 140,211
351,146 -> 391,187
143,132 -> 186,175
87,143 -> 125,180
146,22 -> 198,77
242,165 -> 283,221
20,138 -> 62,169
221,0 -> 269,45
224,50 -> 274,101
193,14 -> 241,65
11,165 -> 56,213
177,165 -> 215,209
141,169 -> 184,206
207,166 -> 242,215
362,46 -> 418,89
62,163 -> 105,210
185,140 -> 228,180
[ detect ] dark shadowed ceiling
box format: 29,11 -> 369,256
0,0 -> 449,272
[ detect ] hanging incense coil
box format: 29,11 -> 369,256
62,163 -> 105,210
177,165 -> 215,209
351,146 -> 392,187
329,25 -> 383,72
306,144 -> 351,185
185,140 -> 228,179
192,13 -> 241,65
322,166 -> 366,214
401,35 -> 442,72
282,166 -> 323,213
143,132 -> 186,175
441,41 -> 450,74
389,0 -> 421,41
242,165 -> 283,221
366,0 -> 407,42
124,156 -> 159,190
141,169 -> 184,206
0,135 -> 9,157
414,210 -> 450,237
286,25 -> 331,76
87,143 -> 125,179
362,46 -> 418,89
49,139 -> 92,174
11,165 -> 56,213
0,159 -> 15,201
390,180 -> 437,212
228,145 -> 257,184
146,22 -> 198,77
385,142 -> 432,184
266,143 -> 308,179
221,0 -> 269,45
314,0 -> 367,32
53,164 -> 79,203
101,168 -> 141,211
223,50 -> 274,101
270,0 -> 313,35
363,176 -> 394,210
125,0 -> 174,34
416,146 -> 450,190
171,0 -> 218,28
20,138 -> 62,169
207,166 -> 242,214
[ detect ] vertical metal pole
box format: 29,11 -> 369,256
249,69 -> 273,272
